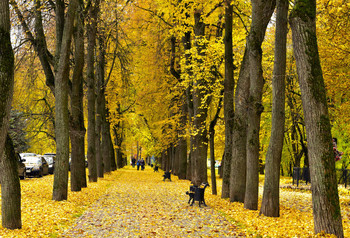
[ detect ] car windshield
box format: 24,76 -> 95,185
20,153 -> 37,157
23,157 -> 40,164
44,157 -> 54,163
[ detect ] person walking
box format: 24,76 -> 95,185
137,159 -> 141,170
140,158 -> 145,171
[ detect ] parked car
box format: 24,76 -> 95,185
17,153 -> 26,179
43,155 -> 55,174
23,156 -> 49,177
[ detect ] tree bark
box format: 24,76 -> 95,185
210,96 -> 223,195
289,1 -> 344,236
221,0 -> 235,198
70,0 -> 86,191
86,0 -> 99,182
260,0 -> 288,217
177,96 -> 188,179
230,50 -> 249,202
183,31 -> 193,181
96,29 -> 104,178
0,2 -> 18,221
53,0 -> 79,201
244,0 -> 275,210
191,10 -> 209,186
1,135 -> 21,229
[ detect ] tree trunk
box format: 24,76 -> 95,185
53,0 -> 78,201
101,100 -> 111,173
177,96 -> 188,179
95,29 -> 104,178
1,136 -> 21,229
260,0 -> 288,217
289,1 -> 344,236
86,0 -> 99,183
244,0 -> 275,210
191,10 -> 209,186
221,0 -> 235,198
70,0 -> 86,191
210,96 -> 223,195
230,50 -> 249,202
0,2 -> 18,222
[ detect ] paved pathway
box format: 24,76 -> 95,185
62,168 -> 241,237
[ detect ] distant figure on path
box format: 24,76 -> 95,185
131,156 -> 136,168
140,158 -> 145,170
137,159 -> 141,170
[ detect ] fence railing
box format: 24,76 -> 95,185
292,167 -> 350,188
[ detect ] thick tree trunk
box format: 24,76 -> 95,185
260,0 -> 288,217
0,0 -> 14,154
244,0 -> 275,210
230,50 -> 249,202
1,136 -> 21,229
221,0 -> 235,198
70,0 -> 86,191
86,0 -> 99,183
191,10 -> 209,186
290,1 -> 344,236
53,0 -> 78,201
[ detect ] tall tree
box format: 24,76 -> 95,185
289,0 -> 344,236
87,0 -> 99,182
53,0 -> 79,201
0,0 -> 18,227
260,0 -> 288,217
70,0 -> 87,191
244,0 -> 275,210
191,9 -> 209,186
221,0 -> 235,198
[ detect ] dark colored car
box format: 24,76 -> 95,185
43,155 -> 55,174
23,156 -> 49,177
17,153 -> 26,179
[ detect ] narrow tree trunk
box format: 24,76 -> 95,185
53,0 -> 78,201
70,0 -> 86,191
182,31 -> 193,181
177,97 -> 188,179
95,29 -> 104,178
86,0 -> 99,182
210,96 -> 223,195
221,0 -> 235,198
290,1 -> 344,236
1,136 -> 21,229
260,0 -> 288,217
102,101 -> 111,173
244,0 -> 275,210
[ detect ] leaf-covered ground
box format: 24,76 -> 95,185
0,166 -> 350,237
63,167 -> 241,237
